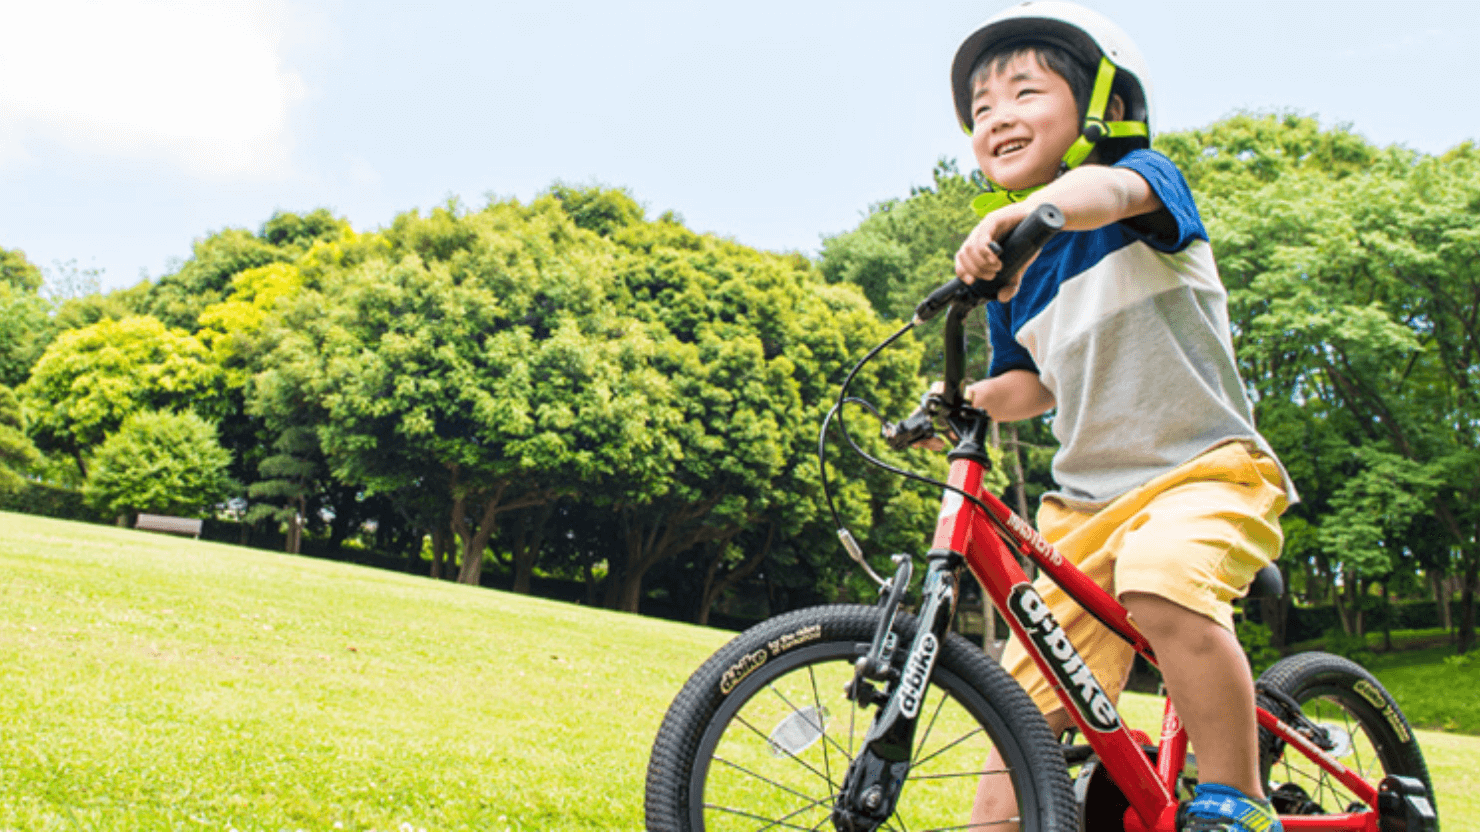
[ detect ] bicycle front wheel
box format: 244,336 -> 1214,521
1257,651 -> 1438,828
645,603 -> 1077,831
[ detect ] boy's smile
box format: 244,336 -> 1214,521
969,51 -> 1081,192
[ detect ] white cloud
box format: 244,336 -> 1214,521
0,0 -> 306,178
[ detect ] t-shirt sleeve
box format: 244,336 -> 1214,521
987,301 -> 1038,378
1114,149 -> 1208,253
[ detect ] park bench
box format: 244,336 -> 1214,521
134,513 -> 204,539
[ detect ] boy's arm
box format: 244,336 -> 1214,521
955,165 -> 1164,301
965,369 -> 1055,422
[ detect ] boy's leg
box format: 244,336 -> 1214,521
969,708 -> 1072,831
970,443 -> 1287,829
1120,592 -> 1261,795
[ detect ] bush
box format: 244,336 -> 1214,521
0,480 -> 96,522
1237,619 -> 1282,675
83,410 -> 236,519
1320,627 -> 1377,666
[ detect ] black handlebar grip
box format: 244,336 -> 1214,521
965,203 -> 1065,301
912,203 -> 1065,323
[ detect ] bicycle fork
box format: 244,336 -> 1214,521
832,553 -> 960,832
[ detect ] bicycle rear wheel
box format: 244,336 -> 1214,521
1257,651 -> 1438,828
645,603 -> 1077,831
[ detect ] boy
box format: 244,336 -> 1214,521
945,3 -> 1295,831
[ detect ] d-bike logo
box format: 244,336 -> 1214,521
898,633 -> 939,719
1006,584 -> 1120,733
718,624 -> 823,695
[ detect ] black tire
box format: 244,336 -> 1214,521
645,604 -> 1078,831
1256,651 -> 1438,828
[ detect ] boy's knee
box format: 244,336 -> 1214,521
1122,591 -> 1220,646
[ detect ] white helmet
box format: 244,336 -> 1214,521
950,1 -> 1156,139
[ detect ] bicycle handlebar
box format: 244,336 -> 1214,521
884,204 -> 1063,450
911,203 -> 1065,325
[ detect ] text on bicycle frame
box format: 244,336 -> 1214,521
1007,584 -> 1121,733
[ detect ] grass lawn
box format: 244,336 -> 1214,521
1364,641 -> 1480,736
2,511 -> 1476,830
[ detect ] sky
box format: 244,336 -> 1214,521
2,0 -> 1477,294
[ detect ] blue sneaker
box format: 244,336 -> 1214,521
1179,783 -> 1283,832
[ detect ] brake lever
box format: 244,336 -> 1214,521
881,390 -> 964,451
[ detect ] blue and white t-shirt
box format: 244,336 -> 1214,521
986,149 -> 1291,508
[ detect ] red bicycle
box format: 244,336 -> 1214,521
644,205 -> 1438,832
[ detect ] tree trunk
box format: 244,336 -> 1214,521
1431,570 -> 1452,633
582,559 -> 599,606
609,496 -> 729,613
697,526 -> 771,626
1380,579 -> 1393,653
1459,560 -> 1478,655
286,495 -> 305,555
614,569 -> 645,614
1008,423 -> 1030,520
1335,577 -> 1364,637
510,502 -> 557,595
430,524 -> 449,580
454,493 -> 502,586
447,472 -> 553,587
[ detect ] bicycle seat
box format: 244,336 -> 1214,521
1246,565 -> 1283,599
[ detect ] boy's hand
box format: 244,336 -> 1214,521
955,201 -> 1040,303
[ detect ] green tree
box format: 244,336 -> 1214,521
252,198 -> 680,589
82,410 -> 235,520
21,316 -> 226,477
1178,114 -> 1480,651
0,283 -> 54,387
598,216 -> 932,615
145,228 -> 287,329
0,385 -> 42,495
0,247 -> 43,293
820,159 -> 983,322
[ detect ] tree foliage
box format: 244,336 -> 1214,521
0,385 -> 41,495
82,410 -> 234,519
20,316 -> 226,476
0,247 -> 43,293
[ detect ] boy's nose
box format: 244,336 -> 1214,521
985,112 -> 1017,134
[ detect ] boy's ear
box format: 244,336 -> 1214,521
1107,94 -> 1125,123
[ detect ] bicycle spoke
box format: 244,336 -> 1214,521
908,771 -> 999,781
732,713 -> 838,787
807,664 -> 836,788
912,723 -> 989,771
702,798 -> 831,832
711,755 -> 829,806
764,678 -> 856,768
913,686 -> 951,765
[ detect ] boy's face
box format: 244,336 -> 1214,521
969,51 -> 1081,191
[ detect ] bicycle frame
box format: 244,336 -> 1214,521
917,304 -> 1382,832
940,433 -> 1382,831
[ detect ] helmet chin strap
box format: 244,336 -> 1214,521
971,56 -> 1149,218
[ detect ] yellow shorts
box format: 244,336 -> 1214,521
998,440 -> 1289,716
